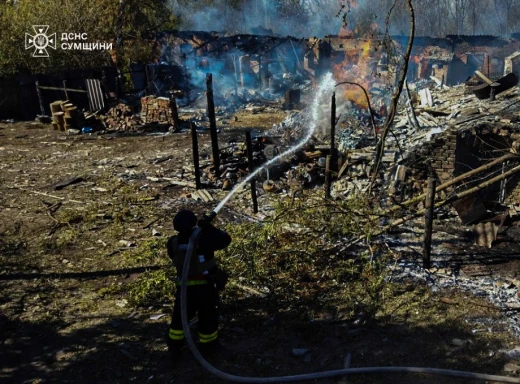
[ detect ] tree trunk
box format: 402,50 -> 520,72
370,0 -> 415,192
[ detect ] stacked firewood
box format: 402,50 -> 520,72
141,96 -> 177,125
104,104 -> 141,130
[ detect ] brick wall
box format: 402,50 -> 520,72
432,130 -> 458,184
413,125 -> 520,213
503,168 -> 520,214
414,128 -> 458,184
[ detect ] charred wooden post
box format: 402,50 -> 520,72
245,130 -> 259,213
183,53 -> 191,104
190,122 -> 201,190
63,80 -> 69,101
35,81 -> 45,115
499,161 -> 508,203
115,75 -> 120,103
206,73 -> 220,177
260,57 -> 269,89
325,155 -> 332,199
257,56 -> 262,89
170,97 -> 180,130
239,55 -> 251,88
232,55 -> 239,98
423,177 -> 437,269
330,92 -> 337,172
284,89 -> 301,109
490,85 -> 497,101
405,79 -> 421,130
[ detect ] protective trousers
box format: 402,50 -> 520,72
167,283 -> 219,353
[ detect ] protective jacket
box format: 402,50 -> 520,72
167,222 -> 231,353
166,223 -> 231,278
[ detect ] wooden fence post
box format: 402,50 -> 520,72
190,122 -> 201,190
325,155 -> 332,199
35,81 -> 45,115
206,73 -> 220,178
170,97 -> 180,130
63,80 -> 69,101
245,131 -> 259,213
423,177 -> 437,269
330,91 -> 337,173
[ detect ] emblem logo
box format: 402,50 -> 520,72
25,25 -> 56,58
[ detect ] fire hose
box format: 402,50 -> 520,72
177,73 -> 520,382
180,216 -> 520,383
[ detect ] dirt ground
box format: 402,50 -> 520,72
1,112 -> 520,384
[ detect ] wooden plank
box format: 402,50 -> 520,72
37,85 -> 88,93
191,190 -> 201,201
475,70 -> 499,87
200,190 -> 214,202
419,88 -> 433,107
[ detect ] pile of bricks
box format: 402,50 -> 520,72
104,104 -> 141,131
141,96 -> 177,125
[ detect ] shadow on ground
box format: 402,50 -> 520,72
0,290 -> 516,384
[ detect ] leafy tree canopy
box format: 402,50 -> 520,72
0,0 -> 179,76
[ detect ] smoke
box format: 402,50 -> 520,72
169,0 -> 345,38
169,0 -> 520,38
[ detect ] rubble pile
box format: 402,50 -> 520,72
388,222 -> 520,337
263,74 -> 520,221
204,135 -> 334,192
203,138 -> 267,188
332,81 -> 520,203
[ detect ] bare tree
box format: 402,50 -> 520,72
450,0 -> 471,35
493,0 -> 516,35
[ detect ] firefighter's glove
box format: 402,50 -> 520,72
197,219 -> 212,229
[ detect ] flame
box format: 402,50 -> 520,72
333,39 -> 374,109
339,28 -> 354,38
343,87 -> 369,108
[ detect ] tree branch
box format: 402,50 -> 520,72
370,0 -> 415,193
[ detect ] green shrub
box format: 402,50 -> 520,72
219,192 -> 388,320
127,268 -> 176,307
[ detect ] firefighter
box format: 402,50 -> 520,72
166,209 -> 231,357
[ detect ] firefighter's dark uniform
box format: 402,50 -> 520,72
166,213 -> 231,354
